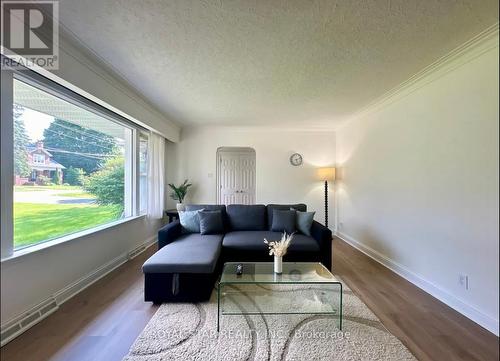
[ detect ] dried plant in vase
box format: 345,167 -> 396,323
264,232 -> 294,274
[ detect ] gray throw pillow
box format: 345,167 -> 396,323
179,209 -> 203,233
198,210 -> 224,235
293,209 -> 315,236
271,209 -> 296,234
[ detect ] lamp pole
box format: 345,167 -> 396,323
317,167 -> 335,229
324,180 -> 328,228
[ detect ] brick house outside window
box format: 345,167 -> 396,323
26,141 -> 65,184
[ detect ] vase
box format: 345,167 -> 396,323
274,255 -> 283,274
176,203 -> 185,212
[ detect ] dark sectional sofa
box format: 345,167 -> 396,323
142,204 -> 332,303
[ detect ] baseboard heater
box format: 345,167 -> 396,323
1,297 -> 58,346
0,236 -> 157,347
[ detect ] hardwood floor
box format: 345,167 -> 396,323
333,238 -> 499,361
1,247 -> 158,361
1,239 -> 498,361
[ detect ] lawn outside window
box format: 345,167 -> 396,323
1,67 -> 151,258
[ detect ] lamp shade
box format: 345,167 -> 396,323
317,167 -> 336,181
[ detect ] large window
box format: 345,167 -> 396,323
5,72 -> 148,252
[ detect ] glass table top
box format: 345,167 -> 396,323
220,262 -> 340,284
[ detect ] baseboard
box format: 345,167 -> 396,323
0,235 -> 157,347
335,231 -> 499,336
0,297 -> 59,347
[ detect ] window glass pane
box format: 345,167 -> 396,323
13,78 -> 132,250
139,134 -> 149,214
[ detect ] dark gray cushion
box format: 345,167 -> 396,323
271,209 -> 296,234
143,234 -> 223,274
185,204 -> 228,230
222,231 -> 319,253
267,204 -> 306,230
226,204 -> 266,231
199,210 -> 224,235
294,210 -> 315,236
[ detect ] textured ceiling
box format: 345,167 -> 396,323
58,0 -> 498,128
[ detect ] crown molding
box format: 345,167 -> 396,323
57,26 -> 182,131
55,21 -> 498,133
340,23 -> 499,127
181,124 -> 338,133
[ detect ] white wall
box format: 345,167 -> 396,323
167,127 -> 336,227
335,34 -> 499,334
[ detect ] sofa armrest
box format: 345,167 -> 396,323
310,220 -> 333,270
158,220 -> 182,249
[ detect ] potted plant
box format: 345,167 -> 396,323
264,232 -> 294,274
168,179 -> 192,211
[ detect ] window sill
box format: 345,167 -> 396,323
1,215 -> 147,264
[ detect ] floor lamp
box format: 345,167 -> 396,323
317,167 -> 336,228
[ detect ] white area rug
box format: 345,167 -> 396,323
124,282 -> 416,360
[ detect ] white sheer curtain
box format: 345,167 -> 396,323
147,132 -> 165,219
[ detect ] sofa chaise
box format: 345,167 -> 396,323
142,204 -> 332,303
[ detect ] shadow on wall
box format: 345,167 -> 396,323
336,170 -> 396,262
358,226 -> 395,262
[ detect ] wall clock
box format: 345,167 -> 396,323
290,153 -> 303,166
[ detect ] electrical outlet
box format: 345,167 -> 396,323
339,222 -> 344,229
459,274 -> 469,290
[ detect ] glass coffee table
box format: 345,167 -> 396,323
217,262 -> 342,331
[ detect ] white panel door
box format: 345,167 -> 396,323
238,153 -> 256,204
218,149 -> 256,205
219,152 -> 240,205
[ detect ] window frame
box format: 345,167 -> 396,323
138,132 -> 149,215
32,153 -> 45,164
1,64 -> 151,260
